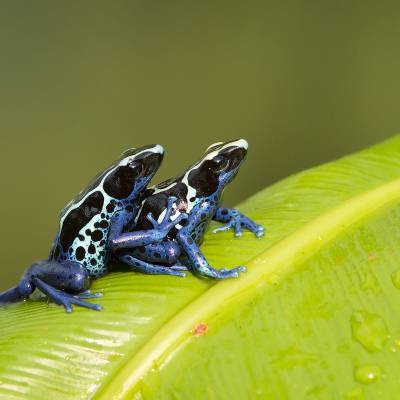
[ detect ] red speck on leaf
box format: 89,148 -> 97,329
192,322 -> 208,337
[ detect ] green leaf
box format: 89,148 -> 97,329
2,136 -> 400,399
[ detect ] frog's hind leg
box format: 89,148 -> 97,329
118,239 -> 189,275
127,240 -> 183,266
118,253 -> 186,277
0,260 -> 102,312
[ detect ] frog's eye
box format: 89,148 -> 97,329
128,160 -> 144,176
210,155 -> 229,173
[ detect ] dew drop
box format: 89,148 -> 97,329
354,364 -> 382,384
350,310 -> 389,352
391,269 -> 400,289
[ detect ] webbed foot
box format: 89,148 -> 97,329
213,214 -> 265,238
34,278 -> 102,312
214,266 -> 247,279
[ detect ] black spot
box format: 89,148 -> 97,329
59,191 -> 104,252
180,219 -> 188,227
91,230 -> 103,242
189,197 -> 196,202
101,213 -> 105,218
100,240 -> 106,247
78,235 -> 84,241
90,258 -> 97,266
99,220 -> 109,229
106,203 -> 115,213
83,261 -> 87,266
94,222 -> 100,228
88,244 -> 96,254
85,229 -> 91,235
154,252 -> 161,258
201,213 -> 207,220
99,251 -> 105,257
221,209 -> 228,215
125,205 -> 133,212
187,160 -> 219,197
187,238 -> 194,245
76,247 -> 86,261
103,166 -> 137,199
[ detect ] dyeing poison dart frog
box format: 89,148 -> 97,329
0,144 -> 186,312
112,139 -> 264,279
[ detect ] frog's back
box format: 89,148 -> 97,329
51,188 -> 124,277
49,145 -> 164,278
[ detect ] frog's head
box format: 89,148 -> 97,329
103,144 -> 164,201
185,139 -> 248,198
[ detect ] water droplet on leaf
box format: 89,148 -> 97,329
350,310 -> 388,352
354,364 -> 382,384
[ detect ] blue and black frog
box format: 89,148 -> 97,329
113,139 -> 264,279
0,139 -> 264,312
0,144 -> 186,312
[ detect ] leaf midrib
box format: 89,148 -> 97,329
94,176 -> 400,400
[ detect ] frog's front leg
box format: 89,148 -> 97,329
110,197 -> 187,277
212,207 -> 265,238
176,205 -> 246,279
0,260 -> 102,312
109,196 -> 187,251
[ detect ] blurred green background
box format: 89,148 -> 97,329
1,1 -> 399,290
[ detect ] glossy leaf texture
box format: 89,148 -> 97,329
3,136 -> 400,399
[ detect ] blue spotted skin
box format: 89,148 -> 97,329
0,144 -> 183,312
113,139 -> 265,279
49,145 -> 165,278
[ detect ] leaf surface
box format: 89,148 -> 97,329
2,136 -> 400,399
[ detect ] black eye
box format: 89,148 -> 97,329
128,160 -> 144,176
211,156 -> 229,172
